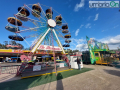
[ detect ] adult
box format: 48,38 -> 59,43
77,58 -> 81,70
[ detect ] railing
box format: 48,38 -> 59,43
19,63 -> 55,74
17,62 -> 69,74
0,65 -> 21,75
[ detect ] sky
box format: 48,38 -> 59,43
1,0 -> 120,51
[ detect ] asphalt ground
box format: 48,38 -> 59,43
0,63 -> 120,90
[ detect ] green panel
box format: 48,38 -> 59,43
95,57 -> 100,61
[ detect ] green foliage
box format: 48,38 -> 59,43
0,43 -> 7,49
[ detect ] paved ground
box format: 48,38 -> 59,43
0,64 -> 120,90
27,65 -> 120,90
0,63 -> 21,83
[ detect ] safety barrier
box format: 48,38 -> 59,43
0,65 -> 21,75
18,62 -> 69,74
21,63 -> 54,74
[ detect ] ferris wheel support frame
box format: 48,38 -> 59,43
31,28 -> 65,54
52,29 -> 65,54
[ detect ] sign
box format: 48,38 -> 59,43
13,50 -> 24,53
60,63 -> 64,67
37,45 -> 62,51
89,1 -> 119,8
33,65 -> 41,71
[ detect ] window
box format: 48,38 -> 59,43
95,53 -> 99,57
73,56 -> 77,58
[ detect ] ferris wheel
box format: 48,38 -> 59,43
5,3 -> 71,55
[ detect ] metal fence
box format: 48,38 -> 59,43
0,65 -> 21,75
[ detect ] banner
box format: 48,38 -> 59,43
33,65 -> 41,71
37,45 -> 62,51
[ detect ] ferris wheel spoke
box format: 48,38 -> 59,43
18,33 -> 30,47
14,14 -> 46,24
27,3 -> 38,6
16,27 -> 44,33
16,6 -> 25,15
55,29 -> 64,39
14,14 -> 46,27
55,27 -> 62,31
25,33 -> 38,39
30,18 -> 45,25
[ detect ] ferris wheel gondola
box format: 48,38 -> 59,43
8,35 -> 24,41
7,17 -> 22,26
5,26 -> 20,33
55,15 -> 62,25
65,39 -> 71,43
46,8 -> 53,19
32,4 -> 41,17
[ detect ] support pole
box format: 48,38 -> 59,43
51,29 -> 57,76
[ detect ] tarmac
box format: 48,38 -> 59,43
28,64 -> 120,90
0,63 -> 120,90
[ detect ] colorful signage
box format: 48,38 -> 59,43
37,45 -> 62,51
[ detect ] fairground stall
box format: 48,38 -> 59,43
70,52 -> 83,69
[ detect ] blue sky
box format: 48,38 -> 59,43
1,0 -> 120,50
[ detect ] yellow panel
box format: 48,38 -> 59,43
23,50 -> 31,52
0,49 -> 12,52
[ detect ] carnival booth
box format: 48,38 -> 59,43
70,53 -> 83,69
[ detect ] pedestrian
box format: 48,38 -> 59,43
77,57 -> 81,70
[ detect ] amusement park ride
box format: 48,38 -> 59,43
5,3 -> 71,75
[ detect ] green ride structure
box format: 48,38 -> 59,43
86,36 -> 118,65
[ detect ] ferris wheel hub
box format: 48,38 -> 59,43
47,19 -> 56,27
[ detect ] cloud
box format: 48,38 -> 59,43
75,25 -> 84,36
74,0 -> 85,11
71,38 -> 85,45
87,16 -> 92,21
97,35 -> 120,49
99,35 -> 120,45
76,44 -> 88,51
85,23 -> 91,28
71,35 -> 120,51
75,29 -> 80,36
102,30 -> 105,32
68,5 -> 71,8
94,13 -> 99,21
80,25 -> 84,28
113,25 -> 119,28
70,38 -> 88,50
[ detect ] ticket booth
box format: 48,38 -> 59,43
70,55 -> 83,69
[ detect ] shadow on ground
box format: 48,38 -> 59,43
56,73 -> 64,90
0,68 -> 93,90
104,69 -> 120,77
111,61 -> 120,69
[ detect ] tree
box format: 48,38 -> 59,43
0,43 -> 7,49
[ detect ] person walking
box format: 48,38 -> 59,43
77,57 -> 81,70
